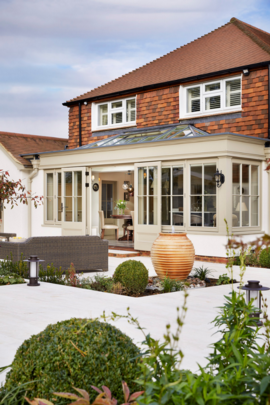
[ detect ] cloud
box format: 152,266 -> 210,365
0,0 -> 269,137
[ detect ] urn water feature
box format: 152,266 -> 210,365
151,232 -> 195,280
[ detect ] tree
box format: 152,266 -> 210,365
0,170 -> 43,209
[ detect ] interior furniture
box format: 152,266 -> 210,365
213,214 -> 238,227
0,236 -> 108,272
0,233 -> 17,241
122,209 -> 131,237
127,211 -> 134,241
99,210 -> 119,240
111,214 -> 132,240
190,214 -> 202,226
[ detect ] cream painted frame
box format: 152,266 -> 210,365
231,158 -> 262,234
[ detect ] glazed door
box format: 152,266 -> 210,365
61,168 -> 86,235
134,162 -> 161,251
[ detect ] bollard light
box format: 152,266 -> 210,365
24,255 -> 44,287
238,280 -> 270,326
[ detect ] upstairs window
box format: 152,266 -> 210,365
180,76 -> 241,118
93,97 -> 136,131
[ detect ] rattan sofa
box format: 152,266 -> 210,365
0,236 -> 108,272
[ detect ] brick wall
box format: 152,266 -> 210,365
136,87 -> 179,127
67,67 -> 269,148
196,68 -> 269,137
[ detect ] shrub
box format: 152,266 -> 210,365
39,264 -> 66,285
88,274 -> 114,292
259,248 -> 270,268
192,266 -> 212,280
114,260 -> 148,295
4,318 -> 140,403
0,273 -> 25,286
160,276 -> 183,292
216,273 -> 231,285
0,253 -> 29,278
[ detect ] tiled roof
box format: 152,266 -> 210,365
65,18 -> 270,104
0,131 -> 68,167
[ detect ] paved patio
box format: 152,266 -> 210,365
1,256 -> 270,384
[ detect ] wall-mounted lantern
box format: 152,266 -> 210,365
238,280 -> 270,326
24,255 -> 44,287
214,168 -> 225,188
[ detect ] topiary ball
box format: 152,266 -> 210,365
114,260 -> 148,295
5,318 -> 140,402
259,248 -> 270,268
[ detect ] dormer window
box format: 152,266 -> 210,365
180,76 -> 241,118
92,97 -> 136,131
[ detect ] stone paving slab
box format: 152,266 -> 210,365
0,257 -> 269,384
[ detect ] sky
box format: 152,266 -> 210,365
0,0 -> 270,139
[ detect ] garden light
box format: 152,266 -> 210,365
238,280 -> 270,326
24,255 -> 44,287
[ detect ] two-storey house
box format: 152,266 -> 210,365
17,17 -> 270,260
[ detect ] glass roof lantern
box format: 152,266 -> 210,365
82,124 -> 209,150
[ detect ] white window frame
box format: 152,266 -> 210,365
92,96 -> 137,131
44,170 -> 62,225
179,75 -> 242,119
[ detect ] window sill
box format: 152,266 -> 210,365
42,223 -> 62,228
179,109 -> 242,121
92,123 -> 137,132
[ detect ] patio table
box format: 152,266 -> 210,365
0,233 -> 17,241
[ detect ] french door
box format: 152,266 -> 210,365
61,168 -> 86,235
134,162 -> 161,251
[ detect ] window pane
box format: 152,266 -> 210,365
111,101 -> 122,109
232,163 -> 240,194
187,87 -> 200,113
74,171 -> 82,196
65,197 -> 72,222
57,173 -> 62,221
57,198 -> 62,222
226,79 -> 241,107
191,196 -> 202,212
126,99 -> 136,122
205,95 -> 220,110
46,173 -> 53,196
112,112 -> 122,124
251,196 -> 259,226
107,183 -> 113,200
138,167 -> 147,195
173,212 -> 183,226
232,195 -> 240,227
173,196 -> 184,226
173,167 -> 183,194
242,196 -> 249,226
204,196 -> 216,227
191,166 -> 202,194
138,196 -> 147,224
101,115 -> 108,125
149,166 -> 158,196
162,168 -> 170,195
99,105 -> 108,126
149,196 -> 157,225
190,213 -> 202,226
205,82 -> 220,92
251,166 -> 258,195
65,172 -> 72,196
162,196 -> 170,225
46,197 -> 53,221
74,197 -> 82,222
204,165 -> 216,194
242,164 -> 249,195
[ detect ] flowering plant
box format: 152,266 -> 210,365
114,199 -> 127,214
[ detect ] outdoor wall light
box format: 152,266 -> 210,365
24,255 -> 44,287
84,101 -> 88,105
122,181 -> 129,190
243,68 -> 250,76
214,169 -> 225,188
238,280 -> 270,326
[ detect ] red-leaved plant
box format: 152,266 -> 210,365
0,170 -> 43,209
25,381 -> 144,405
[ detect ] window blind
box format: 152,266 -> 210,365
226,79 -> 241,107
188,87 -> 200,113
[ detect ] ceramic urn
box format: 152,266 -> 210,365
151,233 -> 195,280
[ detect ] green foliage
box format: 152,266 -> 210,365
216,273 -> 231,285
259,247 -> 270,268
39,264 -> 65,285
234,252 -> 260,267
192,265 -> 212,280
85,274 -> 114,292
114,260 -> 148,295
160,275 -> 183,292
0,273 -> 25,285
0,253 -> 29,278
4,318 -> 141,403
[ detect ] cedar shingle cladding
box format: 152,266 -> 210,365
67,18 -> 270,148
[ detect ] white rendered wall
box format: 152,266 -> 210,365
0,149 -> 29,238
